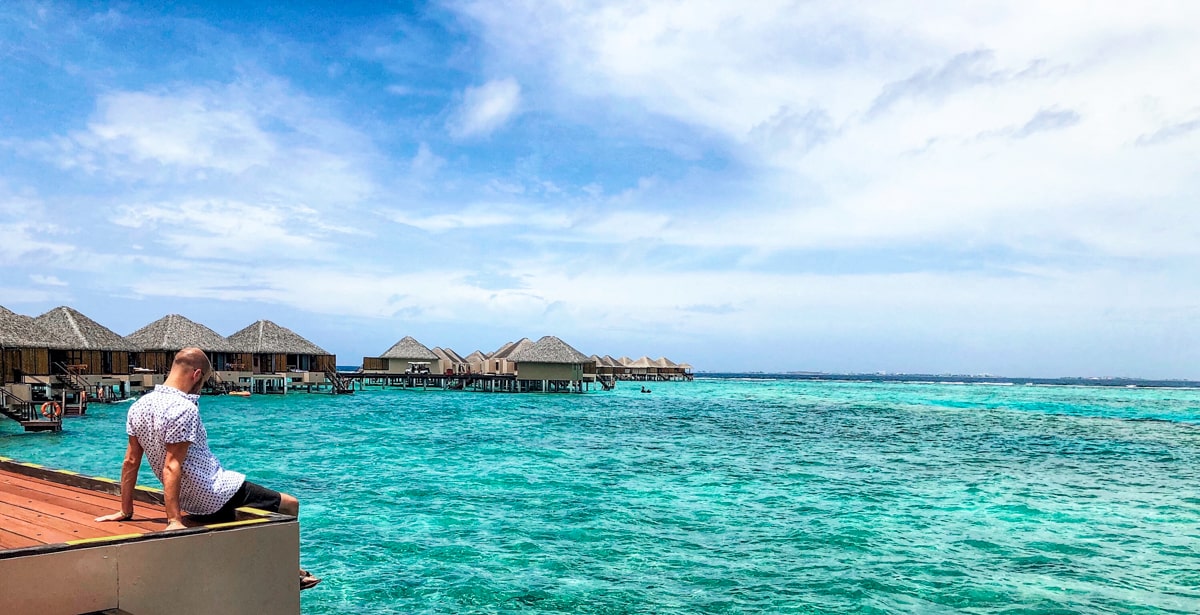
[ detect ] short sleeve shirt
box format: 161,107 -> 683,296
126,385 -> 244,514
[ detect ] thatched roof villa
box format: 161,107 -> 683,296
509,335 -> 591,392
226,320 -> 335,374
488,338 -> 533,375
34,306 -> 139,376
464,350 -> 487,374
125,314 -> 235,373
364,336 -> 439,373
432,347 -> 468,375
1,306 -> 71,384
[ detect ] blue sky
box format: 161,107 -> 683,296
2,1 -> 1199,377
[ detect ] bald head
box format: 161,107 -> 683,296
167,347 -> 212,394
173,348 -> 211,374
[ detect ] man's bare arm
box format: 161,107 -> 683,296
95,436 -> 143,522
162,440 -> 190,530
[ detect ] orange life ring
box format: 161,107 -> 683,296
41,402 -> 62,418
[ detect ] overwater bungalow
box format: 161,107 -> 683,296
432,347 -> 469,375
628,356 -> 655,380
487,338 -> 533,375
35,306 -> 139,377
606,355 -> 630,379
226,320 -> 336,375
364,336 -> 439,374
125,315 -> 236,393
0,306 -> 70,385
509,335 -> 592,393
1,306 -> 72,430
464,350 -> 487,374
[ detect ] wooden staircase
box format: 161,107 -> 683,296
0,388 -> 61,432
52,362 -> 89,416
325,369 -> 354,394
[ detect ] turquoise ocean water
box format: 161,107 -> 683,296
3,378 -> 1200,613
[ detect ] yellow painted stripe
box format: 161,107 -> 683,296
235,506 -> 272,517
93,477 -> 117,483
57,470 -> 79,475
135,485 -> 163,493
204,518 -> 270,530
66,533 -> 143,546
20,462 -> 44,468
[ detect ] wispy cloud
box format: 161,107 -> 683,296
1012,107 -> 1081,138
29,274 -> 68,286
1136,116 -> 1200,146
869,50 -> 1004,117
448,77 -> 521,138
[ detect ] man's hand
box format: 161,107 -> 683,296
95,510 -> 132,522
164,519 -> 187,531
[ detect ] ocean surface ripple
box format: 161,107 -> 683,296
4,379 -> 1200,613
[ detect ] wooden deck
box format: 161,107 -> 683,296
0,457 -> 302,614
0,465 -> 166,551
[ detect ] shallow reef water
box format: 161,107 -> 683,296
4,379 -> 1200,613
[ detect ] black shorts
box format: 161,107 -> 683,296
189,480 -> 283,524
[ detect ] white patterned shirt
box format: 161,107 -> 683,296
126,384 -> 245,514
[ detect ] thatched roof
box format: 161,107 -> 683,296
617,356 -> 633,366
0,305 -> 72,349
655,357 -> 678,368
126,314 -> 235,353
494,338 -> 533,360
35,306 -> 139,352
509,336 -> 590,364
464,350 -> 487,364
678,363 -> 693,370
602,355 -> 622,367
629,356 -> 655,368
433,347 -> 467,365
380,336 -> 437,360
227,320 -> 329,355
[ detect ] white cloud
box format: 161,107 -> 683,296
38,79 -> 377,205
452,0 -> 1200,261
448,77 -> 522,138
29,274 -> 67,286
411,142 -> 445,177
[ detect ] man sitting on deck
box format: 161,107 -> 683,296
96,347 -> 320,590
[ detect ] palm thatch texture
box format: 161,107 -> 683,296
125,314 -> 236,352
226,320 -> 329,355
379,336 -> 438,360
0,306 -> 71,349
491,338 -> 533,360
508,336 -> 591,364
34,306 -> 139,351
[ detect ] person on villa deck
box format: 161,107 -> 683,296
95,347 -> 321,590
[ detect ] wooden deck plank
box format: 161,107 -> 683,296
0,490 -> 160,534
0,470 -> 165,514
0,510 -> 87,545
0,479 -> 166,529
0,527 -> 37,549
0,498 -> 116,542
0,468 -> 171,547
0,475 -> 164,518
